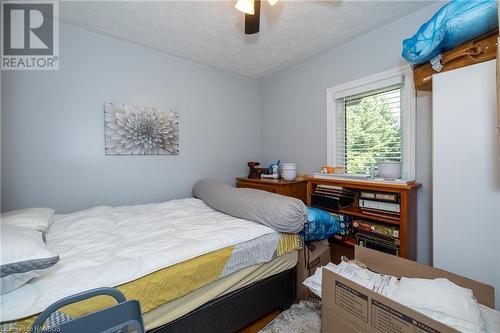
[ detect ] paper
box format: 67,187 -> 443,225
328,262 -> 399,297
304,261 -> 399,299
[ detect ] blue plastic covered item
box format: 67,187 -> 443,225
301,207 -> 351,241
402,0 -> 498,65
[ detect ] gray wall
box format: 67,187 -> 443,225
260,3 -> 442,264
1,23 -> 261,213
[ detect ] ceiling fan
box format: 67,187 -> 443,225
235,0 -> 279,34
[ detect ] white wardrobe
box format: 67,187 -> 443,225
433,60 -> 500,308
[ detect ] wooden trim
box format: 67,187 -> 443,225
399,191 -> 408,258
307,176 -> 421,191
235,177 -> 308,185
238,310 -> 280,333
236,177 -> 308,203
414,29 -> 498,91
338,207 -> 400,225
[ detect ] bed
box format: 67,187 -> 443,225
0,198 -> 301,332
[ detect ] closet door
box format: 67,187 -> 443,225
432,60 -> 500,308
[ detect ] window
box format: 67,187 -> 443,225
339,85 -> 403,174
327,66 -> 415,179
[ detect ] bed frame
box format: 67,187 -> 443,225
148,267 -> 297,333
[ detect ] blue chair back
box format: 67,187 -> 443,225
31,288 -> 145,333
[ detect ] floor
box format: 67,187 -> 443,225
238,310 -> 281,333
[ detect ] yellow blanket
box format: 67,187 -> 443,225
5,234 -> 300,332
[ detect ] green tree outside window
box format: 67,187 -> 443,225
344,89 -> 402,174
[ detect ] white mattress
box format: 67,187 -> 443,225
0,198 -> 277,322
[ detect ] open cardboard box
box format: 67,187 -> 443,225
322,246 -> 495,333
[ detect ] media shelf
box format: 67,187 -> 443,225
307,176 -> 421,260
338,207 -> 400,225
334,236 -> 357,248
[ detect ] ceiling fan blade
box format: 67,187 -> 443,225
245,0 -> 261,34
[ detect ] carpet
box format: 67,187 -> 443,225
258,300 -> 321,333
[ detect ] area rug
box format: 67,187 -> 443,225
258,300 -> 321,333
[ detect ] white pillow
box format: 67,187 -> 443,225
390,277 -> 486,333
1,225 -> 59,294
1,208 -> 55,232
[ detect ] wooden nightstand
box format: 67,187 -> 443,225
235,177 -> 308,203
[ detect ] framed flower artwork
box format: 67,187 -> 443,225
104,103 -> 179,155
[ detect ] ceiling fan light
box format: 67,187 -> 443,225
268,0 -> 278,6
235,0 -> 255,15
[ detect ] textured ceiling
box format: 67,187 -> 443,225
59,1 -> 432,78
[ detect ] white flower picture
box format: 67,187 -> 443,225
104,103 -> 179,155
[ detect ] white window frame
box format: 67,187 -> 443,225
326,65 -> 416,179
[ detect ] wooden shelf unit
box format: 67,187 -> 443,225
307,177 -> 421,260
413,29 -> 498,91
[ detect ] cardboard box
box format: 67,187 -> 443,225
297,239 -> 330,301
322,246 -> 495,333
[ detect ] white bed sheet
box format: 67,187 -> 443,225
0,198 -> 276,322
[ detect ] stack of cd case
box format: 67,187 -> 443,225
310,184 -> 355,210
